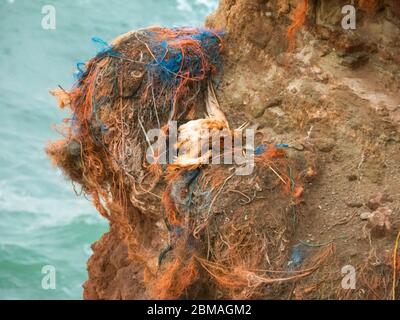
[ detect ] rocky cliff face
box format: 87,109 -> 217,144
81,0 -> 400,299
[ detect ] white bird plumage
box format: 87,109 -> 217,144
171,81 -> 231,168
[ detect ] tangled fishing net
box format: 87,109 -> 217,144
47,26 -> 326,299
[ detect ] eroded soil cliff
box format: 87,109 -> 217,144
78,0 -> 400,299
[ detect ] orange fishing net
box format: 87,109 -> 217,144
47,27 -> 319,299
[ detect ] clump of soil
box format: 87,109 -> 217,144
206,0 -> 400,299
47,25 -> 318,300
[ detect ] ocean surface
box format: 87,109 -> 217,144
0,0 -> 217,300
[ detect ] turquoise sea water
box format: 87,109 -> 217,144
0,0 -> 216,300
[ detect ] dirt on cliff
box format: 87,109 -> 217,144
204,0 -> 400,299
47,0 -> 400,300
